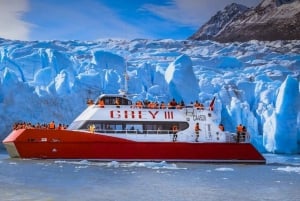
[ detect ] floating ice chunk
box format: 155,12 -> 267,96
215,167 -> 234,171
107,161 -> 120,168
273,166 -> 300,174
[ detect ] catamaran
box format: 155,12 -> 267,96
3,94 -> 265,163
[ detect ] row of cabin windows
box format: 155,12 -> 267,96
80,121 -> 189,134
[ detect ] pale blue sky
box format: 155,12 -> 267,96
0,0 -> 260,41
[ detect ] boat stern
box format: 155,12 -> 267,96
3,142 -> 20,158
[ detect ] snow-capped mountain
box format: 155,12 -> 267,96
0,38 -> 299,154
190,0 -> 300,42
189,3 -> 249,41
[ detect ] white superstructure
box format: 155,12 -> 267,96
68,94 -> 239,143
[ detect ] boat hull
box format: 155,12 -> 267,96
3,129 -> 266,164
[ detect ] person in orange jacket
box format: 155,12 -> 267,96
172,125 -> 178,142
98,99 -> 105,108
194,122 -> 201,142
236,124 -> 243,143
49,121 -> 55,129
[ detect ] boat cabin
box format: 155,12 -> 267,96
68,94 -> 245,143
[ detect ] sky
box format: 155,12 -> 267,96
0,0 -> 261,41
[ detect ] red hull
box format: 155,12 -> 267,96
3,129 -> 265,163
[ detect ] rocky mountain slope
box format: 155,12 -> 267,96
189,3 -> 249,41
189,0 -> 300,42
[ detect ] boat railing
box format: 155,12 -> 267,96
225,132 -> 250,143
92,104 -> 213,111
89,129 -> 250,143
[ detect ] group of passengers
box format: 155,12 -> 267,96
12,121 -> 68,131
91,97 -> 207,110
135,99 -> 206,110
136,99 -> 186,109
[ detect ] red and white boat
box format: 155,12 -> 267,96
2,94 -> 265,163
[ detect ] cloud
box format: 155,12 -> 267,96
0,0 -> 32,40
0,0 -> 262,41
142,0 -> 260,28
28,0 -> 152,40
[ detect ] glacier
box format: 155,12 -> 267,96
0,38 -> 299,153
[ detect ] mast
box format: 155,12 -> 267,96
119,58 -> 129,95
124,60 -> 128,94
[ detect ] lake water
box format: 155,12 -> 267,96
0,152 -> 299,201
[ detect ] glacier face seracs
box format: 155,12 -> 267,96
0,38 -> 299,153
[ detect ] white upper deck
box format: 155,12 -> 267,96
68,94 -> 242,143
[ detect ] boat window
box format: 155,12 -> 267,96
98,96 -> 132,105
120,97 -> 132,105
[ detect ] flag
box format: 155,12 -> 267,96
209,97 -> 216,111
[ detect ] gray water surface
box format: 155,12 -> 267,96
0,153 -> 299,201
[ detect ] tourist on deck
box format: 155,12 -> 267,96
219,124 -> 225,131
199,103 -> 204,110
87,99 -> 94,106
148,102 -> 156,109
143,100 -> 150,108
136,101 -> 143,109
194,101 -> 205,110
194,122 -> 201,142
89,124 -> 95,133
49,121 -> 55,129
176,103 -> 182,109
236,124 -> 243,143
115,98 -> 120,108
194,101 -> 201,109
175,100 -> 184,109
172,124 -> 178,142
35,123 -> 41,129
58,123 -> 64,130
180,100 -> 185,108
98,99 -> 105,108
169,98 -> 177,109
160,101 -> 166,109
155,102 -> 159,109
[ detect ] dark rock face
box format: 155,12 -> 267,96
189,0 -> 300,42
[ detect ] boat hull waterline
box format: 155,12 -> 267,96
3,129 -> 266,164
